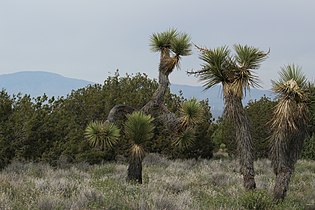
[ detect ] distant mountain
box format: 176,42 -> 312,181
0,71 -> 274,118
0,71 -> 94,97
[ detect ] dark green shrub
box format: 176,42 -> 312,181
302,134 -> 315,160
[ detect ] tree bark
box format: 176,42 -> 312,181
106,104 -> 135,123
141,52 -> 171,116
273,168 -> 292,202
224,92 -> 256,190
271,129 -> 307,201
107,48 -> 173,122
127,158 -> 143,184
141,71 -> 169,115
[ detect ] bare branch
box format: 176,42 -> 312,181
193,43 -> 209,53
106,104 -> 135,123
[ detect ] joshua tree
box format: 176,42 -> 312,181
179,98 -> 204,129
85,121 -> 120,150
172,98 -> 204,150
107,29 -> 192,122
270,64 -> 310,201
124,111 -> 155,183
141,29 -> 192,115
190,45 -> 269,190
85,112 -> 154,184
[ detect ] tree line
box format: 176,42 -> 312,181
0,71 -> 215,166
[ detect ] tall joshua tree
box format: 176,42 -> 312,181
190,45 -> 268,190
124,111 -> 155,183
107,29 -> 192,122
270,64 -> 309,201
140,29 -> 193,133
141,29 -> 192,115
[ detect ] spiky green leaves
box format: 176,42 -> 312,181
272,64 -> 308,102
271,64 -> 309,132
180,98 -> 204,128
171,33 -> 192,57
192,44 -> 268,98
150,29 -> 177,52
125,111 -> 155,145
85,121 -> 120,150
173,99 -> 204,150
150,29 -> 191,75
198,46 -> 231,89
150,29 -> 192,57
234,44 -> 268,70
125,111 -> 155,160
172,127 -> 196,150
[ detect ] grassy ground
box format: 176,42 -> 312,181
0,154 -> 314,210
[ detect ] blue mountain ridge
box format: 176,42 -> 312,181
0,71 -> 274,118
0,71 -> 94,97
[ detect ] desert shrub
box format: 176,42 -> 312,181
0,157 -> 314,209
302,134 -> 315,160
239,190 -> 273,210
246,96 -> 276,159
0,72 -> 216,165
143,153 -> 170,168
212,118 -> 237,156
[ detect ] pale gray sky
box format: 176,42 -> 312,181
0,0 -> 314,89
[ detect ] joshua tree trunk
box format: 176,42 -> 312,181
273,168 -> 292,201
224,92 -> 256,190
141,68 -> 170,116
106,72 -> 169,122
107,48 -> 174,122
141,48 -> 174,116
127,158 -> 143,184
106,104 -> 135,123
272,129 -> 307,201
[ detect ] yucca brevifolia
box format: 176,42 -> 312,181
270,64 -> 309,201
190,45 -> 268,190
173,98 -> 204,150
106,29 -> 192,123
141,29 -> 192,115
124,111 -> 155,183
179,98 -> 204,129
85,121 -> 120,150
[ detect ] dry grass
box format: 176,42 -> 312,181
0,154 -> 314,209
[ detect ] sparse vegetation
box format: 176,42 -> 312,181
0,154 -> 314,209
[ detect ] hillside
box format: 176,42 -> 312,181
0,71 -> 94,97
0,71 -> 274,118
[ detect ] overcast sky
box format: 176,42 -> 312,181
0,0 -> 314,89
